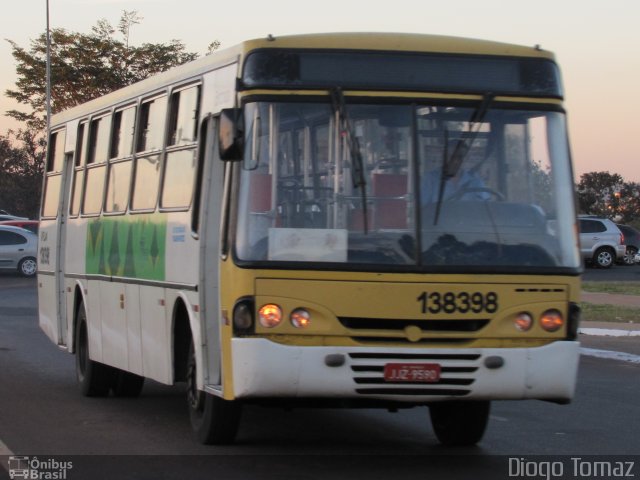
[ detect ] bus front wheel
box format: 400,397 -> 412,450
75,305 -> 115,397
186,341 -> 241,444
429,400 -> 490,446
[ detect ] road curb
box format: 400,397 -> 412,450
579,327 -> 640,337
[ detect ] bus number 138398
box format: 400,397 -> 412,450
417,291 -> 499,315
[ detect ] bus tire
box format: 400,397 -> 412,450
186,340 -> 241,444
75,305 -> 115,397
112,370 -> 145,397
429,400 -> 490,446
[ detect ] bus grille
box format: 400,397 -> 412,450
348,352 -> 479,397
338,317 -> 488,345
339,317 -> 489,331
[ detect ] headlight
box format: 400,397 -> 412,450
258,304 -> 282,328
290,308 -> 311,328
540,309 -> 564,332
514,312 -> 533,331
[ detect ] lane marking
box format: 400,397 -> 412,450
0,438 -> 15,474
580,347 -> 640,364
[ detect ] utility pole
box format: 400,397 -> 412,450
45,0 -> 52,137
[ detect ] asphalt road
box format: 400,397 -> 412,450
582,263 -> 640,281
0,273 -> 638,480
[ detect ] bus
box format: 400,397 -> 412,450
38,32 -> 581,446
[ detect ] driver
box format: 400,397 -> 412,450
421,167 -> 490,204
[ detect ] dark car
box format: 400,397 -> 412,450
616,224 -> 640,266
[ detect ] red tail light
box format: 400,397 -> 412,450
620,233 -> 625,245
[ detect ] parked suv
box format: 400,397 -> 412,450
578,216 -> 626,268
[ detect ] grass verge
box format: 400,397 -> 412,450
579,302 -> 640,324
581,280 -> 640,323
582,281 -> 640,296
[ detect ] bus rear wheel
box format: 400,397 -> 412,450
186,340 -> 241,444
429,400 -> 490,446
75,305 -> 116,397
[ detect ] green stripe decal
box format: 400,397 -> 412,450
86,215 -> 166,281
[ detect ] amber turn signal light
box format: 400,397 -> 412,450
540,309 -> 564,332
258,304 -> 282,328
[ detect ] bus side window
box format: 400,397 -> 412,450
105,106 -> 136,213
161,85 -> 201,209
136,96 -> 167,154
42,129 -> 66,218
131,96 -> 167,210
168,85 -> 200,146
82,114 -> 111,215
69,121 -> 88,217
110,106 -> 136,159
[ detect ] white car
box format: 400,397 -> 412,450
0,225 -> 38,277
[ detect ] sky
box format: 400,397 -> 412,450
1,0 -> 639,182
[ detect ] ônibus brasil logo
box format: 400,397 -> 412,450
7,456 -> 73,480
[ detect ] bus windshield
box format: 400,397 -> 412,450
235,100 -> 580,272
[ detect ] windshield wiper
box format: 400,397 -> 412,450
446,92 -> 494,177
432,93 -> 494,225
331,87 -> 368,233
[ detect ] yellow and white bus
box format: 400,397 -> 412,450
38,33 -> 581,446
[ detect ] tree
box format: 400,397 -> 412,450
576,171 -> 640,223
0,130 -> 45,217
207,40 -> 222,55
577,171 -> 623,217
5,11 -> 199,131
2,12 -> 209,218
616,181 -> 640,224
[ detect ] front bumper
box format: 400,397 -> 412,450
231,339 -> 579,403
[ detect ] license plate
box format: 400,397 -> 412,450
383,363 -> 441,383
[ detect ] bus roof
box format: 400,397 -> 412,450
243,32 -> 554,59
50,32 -> 555,127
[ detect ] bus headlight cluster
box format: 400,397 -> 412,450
514,312 -> 533,331
290,308 -> 311,328
258,304 -> 282,328
514,309 -> 564,332
257,304 -> 312,329
540,309 -> 564,332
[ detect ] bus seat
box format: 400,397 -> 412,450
249,173 -> 272,213
373,173 -> 408,229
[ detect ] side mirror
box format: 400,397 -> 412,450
218,108 -> 243,161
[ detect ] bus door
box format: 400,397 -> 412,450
38,122 -> 76,347
196,66 -> 236,388
55,149 -> 73,346
195,117 -> 226,387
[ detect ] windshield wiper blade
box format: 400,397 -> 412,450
446,92 -> 494,178
331,87 -> 368,233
